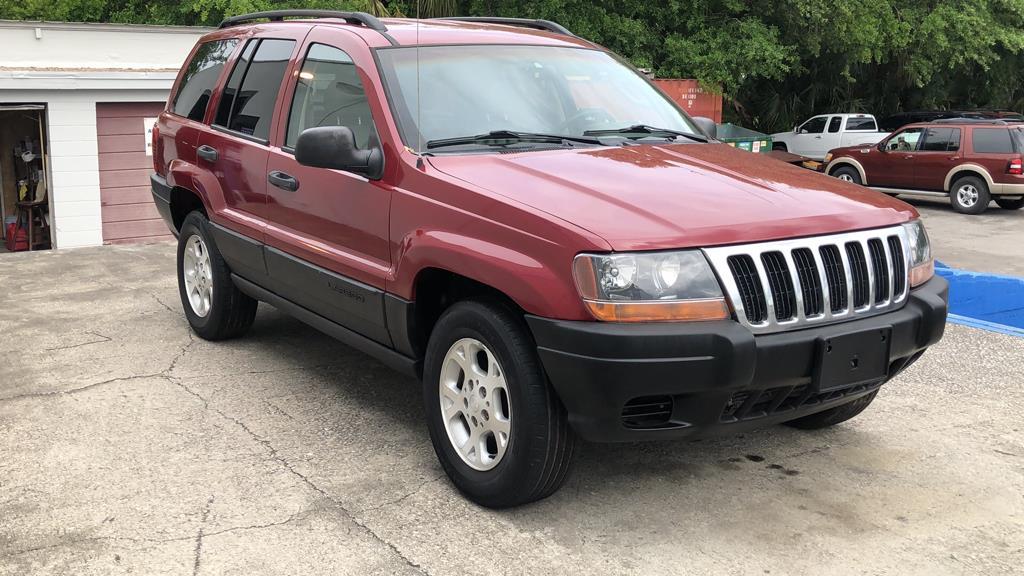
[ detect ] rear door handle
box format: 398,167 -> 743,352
197,145 -> 218,162
268,171 -> 300,192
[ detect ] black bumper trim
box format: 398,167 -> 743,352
527,276 -> 948,442
150,173 -> 176,237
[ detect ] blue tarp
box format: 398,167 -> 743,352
935,261 -> 1024,337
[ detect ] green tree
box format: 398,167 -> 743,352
5,0 -> 1024,131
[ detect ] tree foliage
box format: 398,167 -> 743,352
4,0 -> 1024,131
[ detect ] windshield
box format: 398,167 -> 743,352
376,45 -> 699,152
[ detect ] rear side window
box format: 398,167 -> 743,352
827,117 -> 842,133
215,39 -> 296,140
846,117 -> 877,131
214,40 -> 258,127
173,39 -> 238,121
920,127 -> 961,151
286,44 -> 378,150
972,128 -> 1016,154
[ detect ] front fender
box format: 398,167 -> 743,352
391,229 -> 591,321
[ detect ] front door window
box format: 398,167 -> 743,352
885,128 -> 923,152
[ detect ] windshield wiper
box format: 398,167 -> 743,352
425,130 -> 604,150
584,124 -> 708,143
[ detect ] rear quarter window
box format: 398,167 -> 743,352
173,39 -> 238,121
845,117 -> 877,131
971,128 -> 1015,154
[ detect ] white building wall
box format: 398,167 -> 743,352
0,20 -> 208,248
0,88 -> 181,248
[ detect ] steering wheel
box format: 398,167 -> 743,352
556,108 -> 617,134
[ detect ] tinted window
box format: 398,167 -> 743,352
920,128 -> 961,151
800,116 -> 827,134
221,39 -> 295,140
286,44 -> 378,149
828,117 -> 842,133
846,117 -> 877,131
214,40 -> 257,127
972,128 -> 1015,154
173,39 -> 238,121
885,128 -> 923,151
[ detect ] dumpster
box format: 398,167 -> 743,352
716,123 -> 772,154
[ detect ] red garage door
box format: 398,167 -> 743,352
98,102 -> 172,244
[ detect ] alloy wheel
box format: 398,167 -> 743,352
957,184 -> 979,208
439,338 -> 512,471
182,234 -> 213,317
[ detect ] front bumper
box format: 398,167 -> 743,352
527,276 -> 948,442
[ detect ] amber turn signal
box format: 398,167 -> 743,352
909,260 -> 935,288
583,298 -> 730,322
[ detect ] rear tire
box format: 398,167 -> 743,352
784,391 -> 878,430
177,211 -> 257,340
950,175 -> 990,214
995,196 -> 1024,210
423,299 -> 576,508
772,143 -> 788,152
831,166 -> 862,185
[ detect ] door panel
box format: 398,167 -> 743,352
792,115 -> 828,157
914,127 -> 962,191
871,128 -> 923,187
198,31 -> 306,281
263,28 -> 392,344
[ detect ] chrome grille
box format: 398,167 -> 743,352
704,226 -> 910,334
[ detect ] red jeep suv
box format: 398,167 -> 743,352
825,119 -> 1024,214
151,11 -> 948,507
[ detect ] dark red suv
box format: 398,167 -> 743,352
151,11 -> 948,507
825,119 -> 1024,214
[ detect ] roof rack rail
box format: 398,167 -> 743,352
218,10 -> 388,32
431,17 -> 574,37
931,118 -> 1009,125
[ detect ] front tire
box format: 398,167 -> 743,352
784,391 -> 878,430
995,196 -> 1024,210
177,211 -> 257,340
950,176 -> 990,214
423,300 -> 575,508
831,165 -> 862,185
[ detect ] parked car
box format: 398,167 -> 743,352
824,119 -> 1024,214
879,110 -> 1024,132
771,113 -> 889,160
151,11 -> 948,507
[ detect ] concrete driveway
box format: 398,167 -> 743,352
2,206 -> 1022,575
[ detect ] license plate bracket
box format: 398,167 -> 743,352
814,327 -> 892,393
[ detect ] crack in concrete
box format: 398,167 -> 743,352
44,331 -> 112,351
354,476 -> 444,515
191,495 -> 214,576
149,291 -> 183,317
1,511 -> 312,559
166,378 -> 431,576
0,321 -> 195,404
0,373 -> 165,403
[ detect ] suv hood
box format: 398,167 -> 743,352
427,143 -> 916,251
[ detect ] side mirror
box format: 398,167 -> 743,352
691,116 -> 717,139
295,126 -> 384,180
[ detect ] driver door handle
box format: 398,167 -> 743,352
197,145 -> 218,162
268,171 -> 300,192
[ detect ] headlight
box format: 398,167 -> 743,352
573,251 -> 729,322
902,219 -> 934,287
824,153 -> 833,163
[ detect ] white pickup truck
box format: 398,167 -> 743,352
771,113 -> 889,160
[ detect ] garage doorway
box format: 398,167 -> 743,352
97,102 -> 172,244
0,104 -> 52,252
